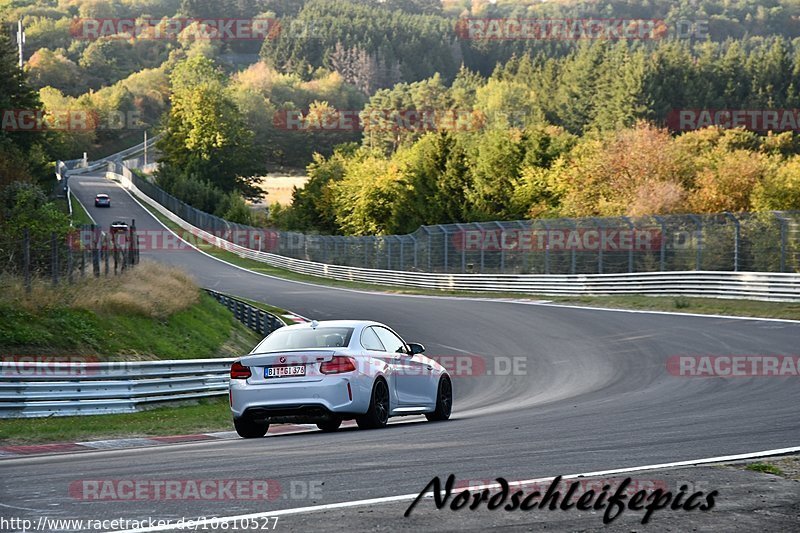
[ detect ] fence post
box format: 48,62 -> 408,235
51,232 -> 59,286
542,220 -> 550,275
23,228 -> 31,294
130,219 -> 138,265
653,215 -> 666,272
773,212 -> 787,273
104,234 -> 110,276
689,215 -> 703,270
67,245 -> 74,284
411,234 -> 418,270
593,218 -> 604,274
622,216 -> 635,273
92,226 -> 100,277
517,221 -> 527,273
565,219 -> 577,275
398,236 -> 404,270
723,212 -> 740,272
492,221 -> 505,273
422,227 -> 431,272
454,223 -> 466,274
443,230 -> 449,272
475,223 -> 485,273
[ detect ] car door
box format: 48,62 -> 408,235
359,326 -> 402,408
372,326 -> 435,407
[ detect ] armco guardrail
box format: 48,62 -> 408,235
205,289 -> 285,336
120,161 -> 800,275
0,292 -> 282,418
113,166 -> 800,301
0,359 -> 233,418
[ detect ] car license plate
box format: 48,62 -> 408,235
265,365 -> 306,378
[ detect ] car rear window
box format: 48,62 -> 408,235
252,327 -> 354,352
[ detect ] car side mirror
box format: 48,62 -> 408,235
407,343 -> 425,355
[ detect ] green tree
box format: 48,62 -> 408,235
157,56 -> 261,199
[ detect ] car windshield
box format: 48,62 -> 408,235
252,327 -> 354,352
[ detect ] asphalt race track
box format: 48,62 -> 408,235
2,173 -> 798,531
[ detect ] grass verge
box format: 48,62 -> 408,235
745,463 -> 784,476
0,397 -> 231,445
69,191 -> 94,226
139,199 -> 800,321
0,262 -> 260,360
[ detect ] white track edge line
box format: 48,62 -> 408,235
69,184 -> 97,225
111,445 -> 800,533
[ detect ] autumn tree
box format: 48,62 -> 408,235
157,55 -> 261,200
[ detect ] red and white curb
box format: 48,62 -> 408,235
0,422 -> 357,459
281,313 -> 308,324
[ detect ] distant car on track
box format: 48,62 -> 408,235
94,194 -> 110,207
230,320 -> 452,438
109,220 -> 128,234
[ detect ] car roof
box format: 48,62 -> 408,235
278,319 -> 385,331
96,194 -> 109,197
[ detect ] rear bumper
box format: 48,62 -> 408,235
230,376 -> 369,421
240,404 -> 347,424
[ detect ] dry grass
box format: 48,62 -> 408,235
0,261 -> 199,319
254,175 -> 309,206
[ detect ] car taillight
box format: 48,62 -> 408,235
230,361 -> 251,379
320,356 -> 356,374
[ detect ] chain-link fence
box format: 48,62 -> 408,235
0,224 -> 141,290
126,169 -> 799,275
